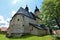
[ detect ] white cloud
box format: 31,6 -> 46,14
0,16 -> 4,21
21,0 -> 34,3
0,22 -> 9,28
12,0 -> 19,4
29,9 -> 31,12
6,18 -> 11,23
0,15 -> 9,28
11,11 -> 16,16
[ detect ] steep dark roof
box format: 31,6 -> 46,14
17,7 -> 30,17
17,7 -> 36,20
12,7 -> 41,20
29,12 -> 36,20
29,23 -> 47,30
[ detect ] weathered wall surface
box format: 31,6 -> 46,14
23,16 -> 30,33
30,27 -> 47,35
8,15 -> 24,33
30,27 -> 38,35
7,14 -> 49,36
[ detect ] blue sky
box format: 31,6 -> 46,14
0,0 -> 43,28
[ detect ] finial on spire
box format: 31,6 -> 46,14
36,6 -> 37,9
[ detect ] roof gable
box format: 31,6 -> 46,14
15,7 -> 36,20
12,7 -> 41,21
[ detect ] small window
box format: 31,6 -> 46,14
23,25 -> 24,26
18,19 -> 19,21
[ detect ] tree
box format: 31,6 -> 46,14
40,0 -> 60,29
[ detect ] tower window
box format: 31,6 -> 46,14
17,19 -> 19,21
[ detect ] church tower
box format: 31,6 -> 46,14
34,6 -> 40,24
34,6 -> 40,16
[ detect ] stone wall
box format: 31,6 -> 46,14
30,27 -> 39,35
8,14 -> 24,33
23,16 -> 30,33
30,27 -> 47,35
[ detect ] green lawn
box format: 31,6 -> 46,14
0,34 -> 55,40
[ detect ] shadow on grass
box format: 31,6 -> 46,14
55,37 -> 60,40
8,34 -> 34,39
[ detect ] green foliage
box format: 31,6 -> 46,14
40,0 -> 60,29
0,34 -> 55,40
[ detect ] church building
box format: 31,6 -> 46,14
6,5 -> 50,37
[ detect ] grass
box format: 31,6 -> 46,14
0,34 -> 55,40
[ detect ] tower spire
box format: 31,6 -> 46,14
34,6 -> 39,13
34,6 -> 40,16
25,5 -> 29,11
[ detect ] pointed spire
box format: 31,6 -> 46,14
25,5 -> 29,11
34,6 -> 39,13
36,6 -> 38,9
